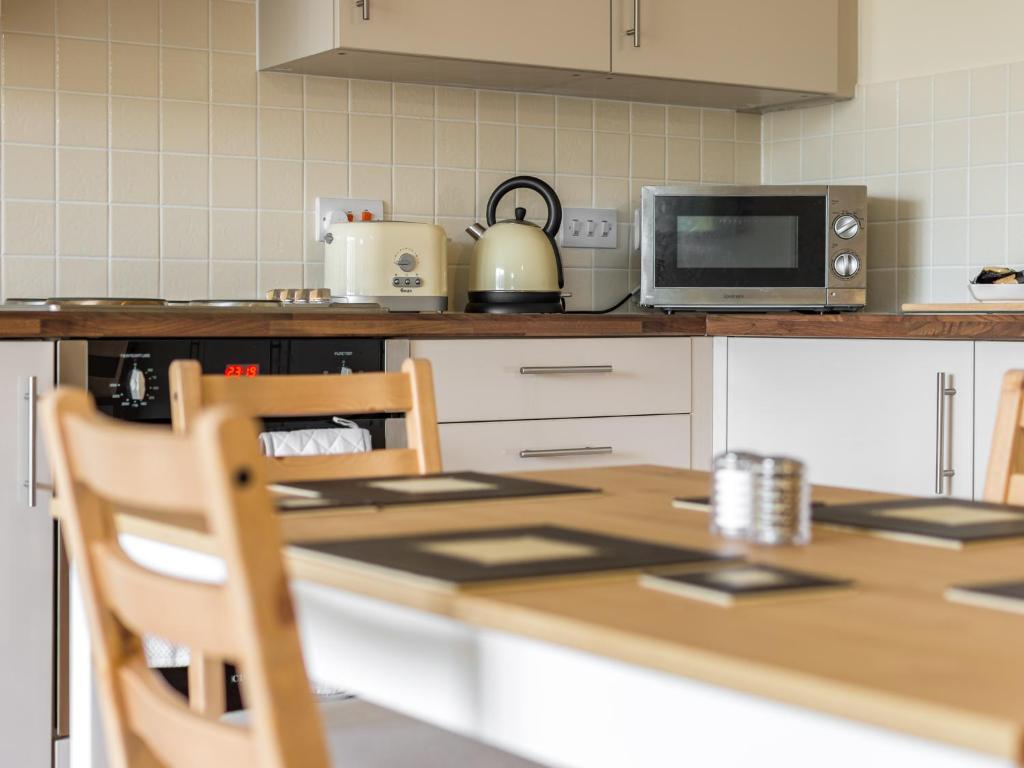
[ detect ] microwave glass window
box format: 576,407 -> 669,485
675,215 -> 799,269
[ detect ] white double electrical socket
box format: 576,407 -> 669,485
315,197 -> 385,242
560,207 -> 618,249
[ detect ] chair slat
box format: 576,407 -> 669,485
201,372 -> 414,417
95,543 -> 240,659
267,448 -> 422,483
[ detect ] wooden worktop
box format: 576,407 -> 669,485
3,307 -> 1024,340
116,466 -> 1024,761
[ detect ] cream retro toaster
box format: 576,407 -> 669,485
324,221 -> 448,311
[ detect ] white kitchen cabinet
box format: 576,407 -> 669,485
725,338 -> 974,498
973,342 -> 1024,501
0,342 -> 55,768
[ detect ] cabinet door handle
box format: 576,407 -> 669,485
934,372 -> 957,495
23,376 -> 37,508
625,0 -> 640,46
519,365 -> 614,375
355,0 -> 369,21
520,446 -> 613,459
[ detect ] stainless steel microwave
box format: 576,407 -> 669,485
639,184 -> 867,311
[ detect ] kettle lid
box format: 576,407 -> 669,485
496,206 -> 540,227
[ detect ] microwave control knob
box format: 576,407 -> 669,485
832,251 -> 861,279
127,365 -> 147,401
833,214 -> 861,240
395,252 -> 416,272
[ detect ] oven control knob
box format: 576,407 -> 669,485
395,252 -> 416,272
127,364 -> 147,401
833,251 -> 861,279
833,214 -> 861,240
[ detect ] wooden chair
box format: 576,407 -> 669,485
169,358 -> 442,483
984,370 -> 1024,504
42,389 -> 541,768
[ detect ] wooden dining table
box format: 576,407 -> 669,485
70,466 -> 1024,768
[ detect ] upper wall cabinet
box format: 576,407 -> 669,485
259,0 -> 858,111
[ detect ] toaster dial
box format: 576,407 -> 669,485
395,252 -> 417,272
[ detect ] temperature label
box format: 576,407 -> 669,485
224,364 -> 260,377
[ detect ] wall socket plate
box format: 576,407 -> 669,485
315,197 -> 385,242
560,207 -> 618,249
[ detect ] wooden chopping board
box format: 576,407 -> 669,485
902,302 -> 1024,313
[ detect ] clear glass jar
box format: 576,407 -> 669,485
710,451 -> 760,539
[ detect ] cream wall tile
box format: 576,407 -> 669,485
259,210 -> 302,260
436,169 -> 474,216
162,260 -> 209,299
305,162 -> 348,207
478,123 -> 514,171
769,140 -> 800,183
897,220 -> 931,266
305,111 -> 348,161
771,110 -> 802,140
393,83 -> 433,117
212,53 -> 257,104
1012,62 -> 1024,112
594,132 -> 629,177
258,262 -> 302,295
832,132 -> 864,178
3,0 -> 55,34
630,134 -> 664,179
934,70 -> 970,120
110,259 -> 159,295
111,206 -> 159,258
933,169 -> 968,218
393,167 -> 434,216
898,172 -> 931,220
833,93 -> 864,134
667,138 -> 700,181
160,0 -> 209,48
58,203 -> 107,257
933,120 -> 968,169
701,141 -> 735,183
735,142 -> 760,184
517,94 -> 554,126
736,113 -> 760,142
259,108 -> 303,159
349,164 -> 391,207
553,175 -> 591,208
801,136 -> 831,180
3,89 -> 55,144
867,174 -> 898,222
969,217 -> 1006,265
864,81 -> 898,129
162,101 -> 209,153
478,91 -> 514,123
4,202 -> 55,255
350,80 -> 392,114
870,222 -> 897,268
1008,165 -> 1024,214
556,130 -> 592,175
5,146 -> 55,199
932,219 -> 968,266
58,93 -> 108,147
162,155 -> 209,206
436,121 -> 475,168
212,157 -> 257,208
971,65 -> 1008,115
632,103 -> 665,135
1012,114 -> 1024,163
557,98 -> 592,130
259,72 -> 303,108
3,258 -> 55,300
210,260 -> 256,296
259,160 -> 302,210
393,118 -> 433,166
57,0 -> 108,38
57,258 -> 107,295
595,100 -> 629,133
899,76 -> 933,125
899,124 -> 932,172
437,88 -> 475,120
111,44 -> 159,98
212,105 -> 256,155
163,208 -> 209,259
211,0 -> 255,52
111,152 -> 159,204
562,267 -> 592,311
307,77 -> 349,112
970,115 -> 1007,166
517,126 -> 554,172
211,210 -> 257,260
161,48 -> 210,101
3,34 -> 55,89
865,129 -> 898,176
970,166 -> 1007,215
800,105 -> 832,137
59,148 -> 107,202
112,97 -> 159,150
349,114 -> 392,163
56,38 -> 108,93
666,106 -> 700,138
111,0 -> 159,43
477,171 -> 514,219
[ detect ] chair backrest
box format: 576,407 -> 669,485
42,389 -> 331,768
169,358 -> 442,483
984,370 -> 1024,505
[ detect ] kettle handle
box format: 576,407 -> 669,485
485,176 -> 562,239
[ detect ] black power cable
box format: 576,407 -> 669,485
565,286 -> 640,315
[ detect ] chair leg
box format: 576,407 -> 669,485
188,654 -> 227,718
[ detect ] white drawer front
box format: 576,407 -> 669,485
440,415 -> 691,473
411,338 -> 691,422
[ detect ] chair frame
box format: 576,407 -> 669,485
169,358 -> 442,483
43,389 -> 331,768
984,370 -> 1024,505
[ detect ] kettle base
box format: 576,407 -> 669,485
465,290 -> 564,314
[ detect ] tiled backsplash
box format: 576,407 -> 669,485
0,0 -> 760,309
763,62 -> 1024,311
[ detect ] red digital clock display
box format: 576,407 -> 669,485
224,364 -> 260,377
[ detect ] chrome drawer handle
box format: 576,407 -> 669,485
519,446 -> 613,459
355,0 -> 369,21
934,371 -> 957,495
519,365 -> 614,375
625,0 -> 640,46
23,376 -> 37,508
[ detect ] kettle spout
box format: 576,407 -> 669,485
466,222 -> 487,241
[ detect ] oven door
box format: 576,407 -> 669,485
641,186 -> 829,308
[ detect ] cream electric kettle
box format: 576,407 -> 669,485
465,176 -> 565,313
